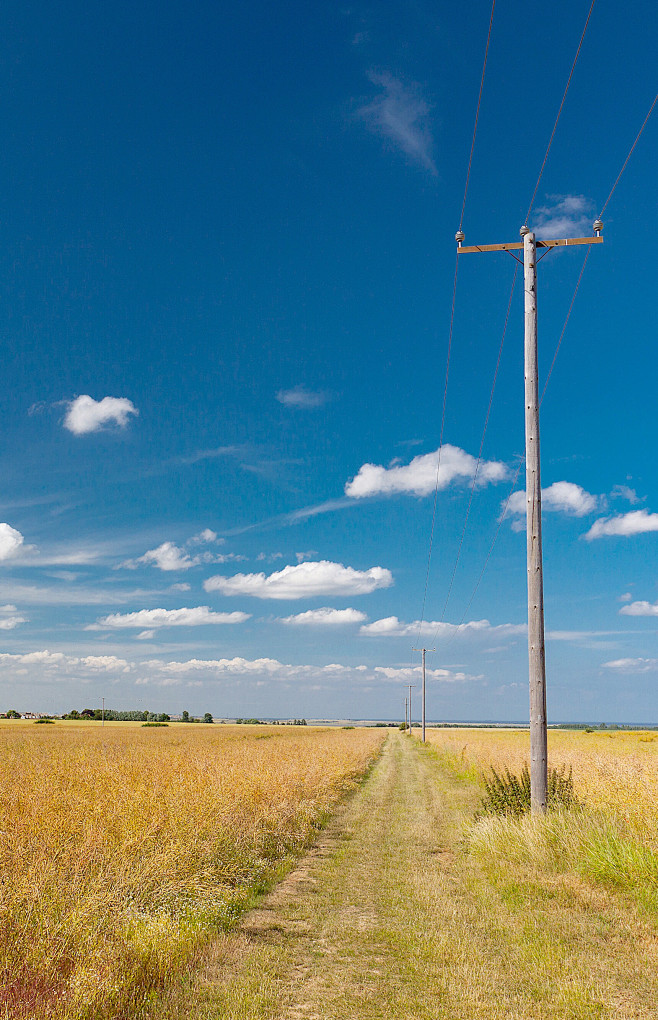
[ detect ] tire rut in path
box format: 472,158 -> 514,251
162,732 -> 658,1020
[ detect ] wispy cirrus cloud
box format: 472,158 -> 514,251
63,395 -> 138,435
346,444 -> 508,499
204,560 -> 393,600
276,386 -> 329,409
532,194 -> 595,238
88,607 -> 250,630
602,657 -> 658,673
360,616 -> 526,640
585,509 -> 658,541
356,72 -> 436,174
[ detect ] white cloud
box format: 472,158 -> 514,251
80,655 -> 130,672
611,485 -> 641,505
0,602 -> 26,630
374,665 -> 479,683
279,608 -> 367,627
89,607 -> 251,630
619,592 -> 633,602
169,582 -> 191,592
136,630 -> 155,640
204,560 -> 393,600
585,510 -> 658,541
620,600 -> 658,618
188,529 -> 220,545
602,658 -> 658,673
276,387 -> 328,409
63,395 -> 138,435
131,542 -> 196,571
295,551 -> 318,563
0,524 -> 24,561
357,72 -> 436,173
532,194 -> 595,239
346,444 -> 508,499
360,616 -> 526,640
506,481 -> 600,523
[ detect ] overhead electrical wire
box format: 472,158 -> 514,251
525,0 -> 597,223
438,94 -> 658,654
414,0 -> 497,649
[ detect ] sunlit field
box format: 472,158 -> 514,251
423,727 -> 658,839
0,721 -> 384,1019
423,726 -> 658,906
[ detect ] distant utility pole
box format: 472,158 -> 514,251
404,696 -> 408,734
406,684 -> 416,736
102,696 -> 105,727
413,648 -> 435,742
456,220 -> 603,814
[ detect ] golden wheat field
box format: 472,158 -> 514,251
424,726 -> 658,847
0,721 -> 384,1020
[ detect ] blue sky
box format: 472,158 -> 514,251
1,0 -> 656,721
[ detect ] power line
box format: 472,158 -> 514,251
598,93 -> 657,219
525,0 -> 597,223
433,263 -> 519,643
414,0 -> 497,647
459,0 -> 496,232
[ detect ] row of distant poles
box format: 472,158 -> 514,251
407,221 -> 603,815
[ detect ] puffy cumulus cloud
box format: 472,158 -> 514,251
121,540 -> 242,572
0,524 -> 24,561
620,600 -> 658,618
204,561 -> 393,600
89,607 -> 251,630
127,542 -> 197,572
346,444 -> 508,499
532,194 -> 595,238
506,482 -> 600,525
0,603 -> 26,630
602,658 -> 658,673
360,616 -> 526,640
585,510 -> 658,541
0,650 -> 131,682
279,608 -> 367,627
276,387 -> 328,409
0,647 -> 493,692
63,395 -> 138,435
188,529 -> 220,545
356,72 -> 436,174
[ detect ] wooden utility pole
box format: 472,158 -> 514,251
413,648 -> 435,742
406,684 -> 416,735
404,696 -> 408,734
456,220 -> 603,814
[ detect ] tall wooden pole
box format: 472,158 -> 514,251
421,649 -> 426,742
457,222 -> 602,816
405,696 -> 408,734
523,228 -> 548,814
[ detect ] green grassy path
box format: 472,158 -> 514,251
161,732 -> 658,1019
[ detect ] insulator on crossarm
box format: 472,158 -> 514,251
455,230 -> 465,247
593,219 -> 603,236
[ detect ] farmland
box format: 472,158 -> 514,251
0,721 -> 384,1019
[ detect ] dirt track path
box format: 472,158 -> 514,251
161,732 -> 658,1020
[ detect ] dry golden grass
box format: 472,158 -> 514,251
422,727 -> 658,845
423,726 -> 658,912
0,721 -> 384,1019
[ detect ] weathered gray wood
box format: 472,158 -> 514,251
524,231 -> 548,815
421,649 -> 426,742
458,235 -> 603,254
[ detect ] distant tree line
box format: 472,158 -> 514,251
59,709 -> 214,723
